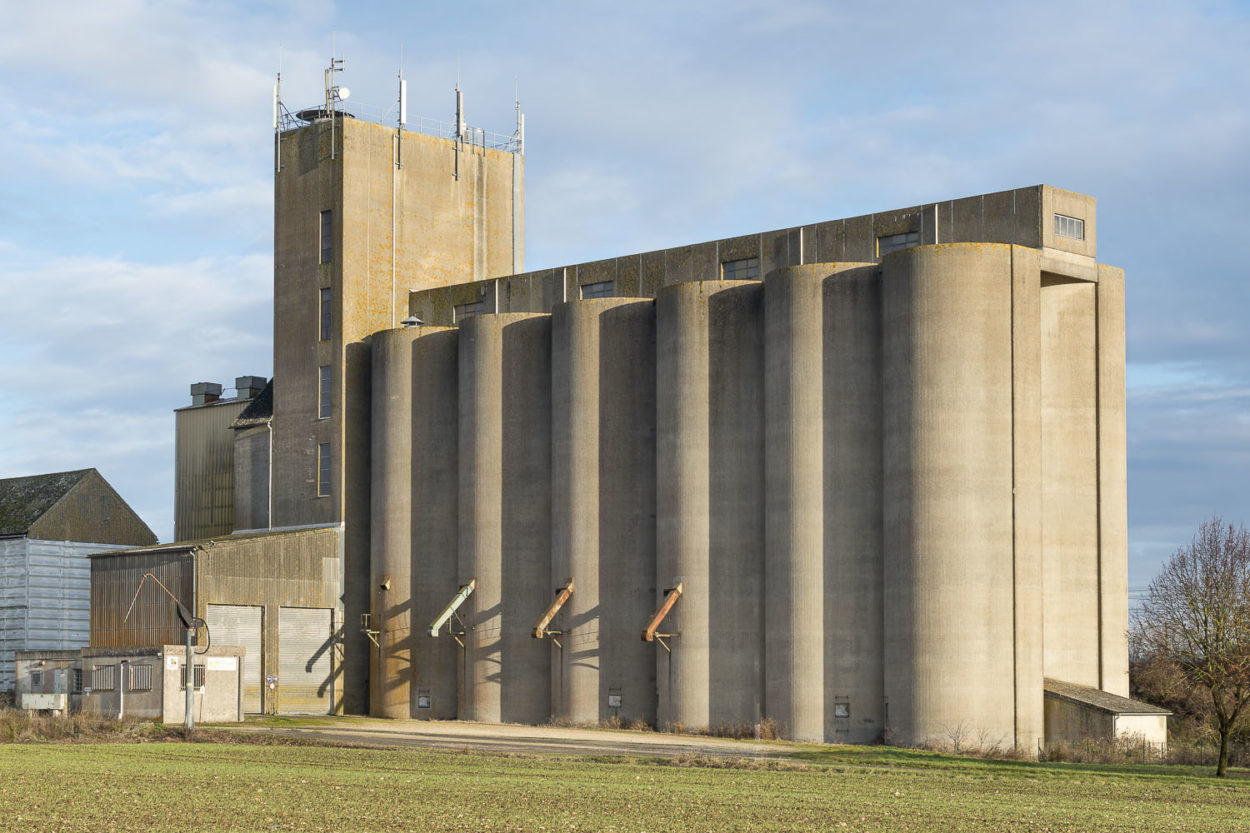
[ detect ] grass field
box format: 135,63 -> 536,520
1,739 -> 1247,832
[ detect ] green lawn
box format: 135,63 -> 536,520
0,741 -> 1246,832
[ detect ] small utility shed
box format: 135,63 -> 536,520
1044,678 -> 1171,751
0,469 -> 156,695
89,525 -> 343,715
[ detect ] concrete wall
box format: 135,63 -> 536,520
1043,695 -> 1113,744
551,299 -> 657,726
232,424 -> 271,532
13,650 -> 84,712
459,314 -> 552,724
270,118 -> 521,713
77,646 -> 244,723
408,185 -> 1085,326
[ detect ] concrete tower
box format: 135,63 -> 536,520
272,100 -> 523,712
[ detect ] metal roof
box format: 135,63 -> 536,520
0,469 -> 92,536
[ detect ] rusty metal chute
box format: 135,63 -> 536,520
642,580 -> 683,652
532,577 -> 575,643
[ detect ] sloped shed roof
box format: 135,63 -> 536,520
1044,678 -> 1170,715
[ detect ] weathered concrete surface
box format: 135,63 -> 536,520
882,244 -> 1017,750
459,313 -> 552,725
551,299 -> 657,727
821,263 -> 886,744
656,281 -> 764,733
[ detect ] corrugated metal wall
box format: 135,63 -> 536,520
175,400 -> 247,541
90,549 -> 192,648
1,538 -> 99,692
278,607 -> 333,713
206,604 -> 263,712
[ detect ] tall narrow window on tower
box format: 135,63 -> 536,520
318,365 -> 331,419
317,443 -> 331,497
319,288 -> 332,341
320,210 -> 333,263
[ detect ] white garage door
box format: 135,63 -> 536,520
278,607 -> 333,714
206,604 -> 263,713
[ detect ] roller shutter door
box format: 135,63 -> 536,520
278,607 -> 333,714
206,604 -> 263,713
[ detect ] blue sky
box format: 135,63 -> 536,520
1,1 -> 1248,592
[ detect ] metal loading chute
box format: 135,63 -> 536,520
532,577 -> 575,645
642,580 -> 683,652
428,578 -> 476,646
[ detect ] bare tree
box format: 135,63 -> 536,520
1132,517 -> 1250,777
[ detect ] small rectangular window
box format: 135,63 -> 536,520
180,665 -> 205,689
92,665 -> 116,691
319,288 -> 332,341
318,443 -> 331,497
580,280 -> 615,299
318,365 -> 332,419
30,670 -> 42,690
721,257 -> 760,281
1054,213 -> 1085,240
72,668 -> 83,694
877,231 -> 919,257
454,301 -> 483,323
129,664 -> 153,692
320,210 -> 333,263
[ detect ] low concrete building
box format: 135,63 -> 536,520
12,649 -> 84,713
0,469 -> 156,696
15,645 -> 245,723
90,525 -> 342,715
1044,678 -> 1170,751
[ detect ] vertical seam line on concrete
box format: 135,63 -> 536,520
1010,245 -> 1019,746
1094,284 -> 1104,691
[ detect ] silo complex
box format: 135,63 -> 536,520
173,105 -> 1124,747
357,224 -> 1123,753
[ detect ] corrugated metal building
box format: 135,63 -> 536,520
0,469 -> 156,694
90,525 -> 342,714
174,377 -> 267,541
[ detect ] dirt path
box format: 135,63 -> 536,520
226,716 -> 795,759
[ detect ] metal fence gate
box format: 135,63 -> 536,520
278,607 -> 333,714
205,604 -> 263,713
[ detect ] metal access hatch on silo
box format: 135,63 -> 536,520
205,604 -> 263,713
278,606 -> 333,714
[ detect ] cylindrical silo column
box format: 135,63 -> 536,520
763,266 -> 825,742
552,298 -> 657,726
823,263 -> 885,744
411,326 -> 460,720
370,326 -> 418,718
657,280 -> 764,732
459,313 -> 552,725
882,243 -> 1017,749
